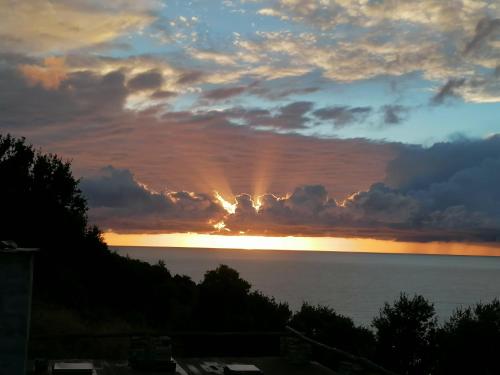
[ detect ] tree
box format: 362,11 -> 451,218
195,264 -> 253,330
0,134 -> 92,249
372,293 -> 437,375
195,264 -> 291,331
247,291 -> 291,331
290,303 -> 375,357
437,299 -> 500,375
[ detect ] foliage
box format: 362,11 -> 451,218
0,134 -> 89,249
290,303 -> 375,357
247,291 -> 291,331
194,265 -> 291,331
372,293 -> 437,375
436,299 -> 500,375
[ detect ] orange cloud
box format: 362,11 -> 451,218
19,57 -> 67,90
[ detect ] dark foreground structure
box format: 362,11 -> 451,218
0,242 -> 37,375
0,240 -> 395,375
28,329 -> 395,375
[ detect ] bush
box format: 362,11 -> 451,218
290,303 -> 375,357
194,265 -> 291,331
0,134 -> 90,249
372,293 -> 437,375
437,299 -> 500,375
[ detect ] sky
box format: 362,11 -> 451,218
1,0 -> 500,252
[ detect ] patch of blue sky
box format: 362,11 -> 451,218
330,101 -> 500,145
170,92 -> 200,112
297,74 -> 429,110
162,0 -> 315,50
109,33 -> 178,58
173,0 -> 259,39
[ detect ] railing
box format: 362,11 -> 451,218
285,326 -> 398,375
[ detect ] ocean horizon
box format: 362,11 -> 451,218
111,245 -> 500,326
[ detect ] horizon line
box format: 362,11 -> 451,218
103,232 -> 500,257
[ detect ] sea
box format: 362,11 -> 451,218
111,246 -> 500,326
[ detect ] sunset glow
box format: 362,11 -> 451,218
5,2 -> 500,372
214,191 -> 237,215
104,232 -> 500,257
3,0 -> 500,253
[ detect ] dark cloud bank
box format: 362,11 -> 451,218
80,167 -> 225,233
81,136 -> 500,242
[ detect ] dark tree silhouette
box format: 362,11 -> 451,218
290,303 -> 375,357
195,264 -> 291,331
372,293 -> 437,375
437,299 -> 500,375
196,264 -> 252,330
0,134 -> 91,249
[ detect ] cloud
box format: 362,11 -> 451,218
0,60 -> 400,204
1,54 -> 201,128
10,57 -> 492,242
1,63 -> 398,200
14,111 -> 397,205
188,50 -> 240,66
274,101 -> 314,128
234,29 -> 455,84
464,18 -> 500,55
0,0 -> 158,54
202,86 -> 247,100
222,1 -> 500,102
313,106 -> 372,128
151,90 -> 177,99
224,101 -> 314,129
3,0 -> 500,105
430,75 -> 500,105
381,105 -> 409,125
366,136 -> 500,241
7,56 -> 487,243
0,67 -> 129,127
80,166 -> 224,232
224,137 -> 500,241
250,84 -> 320,100
458,76 -> 500,103
127,70 -> 163,91
431,78 -> 466,105
255,0 -> 490,34
201,81 -> 320,102
74,135 -> 500,242
257,8 -> 288,20
177,70 -> 205,84
384,135 -> 500,192
18,57 -> 68,90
